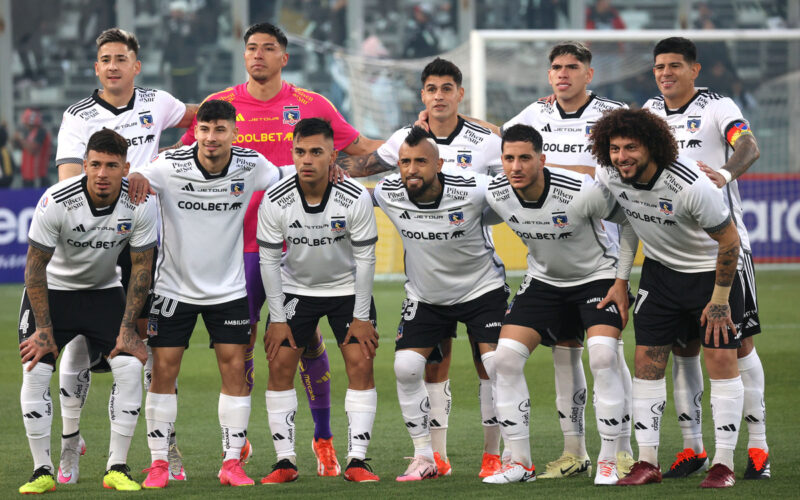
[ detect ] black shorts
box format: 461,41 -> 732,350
503,276 -> 623,347
394,286 -> 508,353
118,244 -> 158,320
18,287 -> 126,367
146,294 -> 251,348
267,293 -> 378,349
633,258 -> 744,349
740,251 -> 761,338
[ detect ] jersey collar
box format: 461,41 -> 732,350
663,88 -> 705,116
192,144 -> 233,179
296,176 -> 333,213
512,168 -> 550,209
81,175 -> 121,216
428,117 -> 464,146
630,165 -> 665,191
92,88 -> 136,116
409,172 -> 446,209
556,93 -> 595,119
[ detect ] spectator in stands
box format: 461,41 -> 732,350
0,122 -> 14,188
585,0 -> 625,30
526,0 -> 567,29
403,3 -> 440,59
163,1 -> 200,102
13,109 -> 51,188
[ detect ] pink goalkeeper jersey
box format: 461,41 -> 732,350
181,81 -> 360,252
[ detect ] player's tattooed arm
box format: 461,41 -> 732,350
634,345 -> 670,380
701,219 -> 740,346
20,245 -> 58,369
110,248 -> 153,363
159,140 -> 185,153
176,103 -> 199,129
706,219 -> 740,288
700,134 -> 760,188
335,151 -> 394,178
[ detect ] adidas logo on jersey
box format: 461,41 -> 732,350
509,215 -> 519,223
541,123 -> 552,132
289,220 -> 303,228
399,210 -> 411,219
72,224 -> 86,232
181,183 -> 195,191
619,191 -> 629,200
236,113 -> 245,122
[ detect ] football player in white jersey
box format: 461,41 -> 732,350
338,58 -> 504,477
643,37 -> 768,480
591,109 -> 745,489
128,100 -> 282,488
17,129 -> 157,493
483,124 -> 635,485
373,127 -> 507,482
54,28 -> 198,483
257,118 -> 380,484
501,41 -> 634,479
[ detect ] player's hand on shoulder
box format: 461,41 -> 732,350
344,318 -> 379,360
700,301 -> 735,347
109,324 -> 147,364
328,163 -> 350,183
415,109 -> 431,132
541,93 -> 556,105
127,172 -> 155,204
19,328 -> 59,371
265,322 -> 296,361
698,161 -> 726,188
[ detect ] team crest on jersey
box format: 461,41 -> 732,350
139,113 -> 154,129
283,106 -> 301,125
230,180 -> 245,196
687,116 -> 702,133
457,151 -> 472,168
585,122 -> 595,137
331,217 -> 346,232
659,199 -> 673,215
552,212 -> 569,228
448,211 -> 465,225
147,318 -> 158,336
116,221 -> 132,235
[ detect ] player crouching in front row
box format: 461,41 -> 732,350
18,129 -> 156,493
258,118 -> 381,483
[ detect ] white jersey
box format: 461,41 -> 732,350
502,92 -> 627,166
56,87 -> 186,168
27,175 -> 158,291
643,88 -> 752,251
374,169 -> 505,305
595,155 -> 731,273
377,118 -> 503,175
486,168 -> 619,287
257,176 -> 378,320
133,145 -> 281,305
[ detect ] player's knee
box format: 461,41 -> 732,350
480,350 -> 497,380
109,355 -> 143,389
587,336 -> 619,372
495,339 -> 529,377
394,350 -> 427,385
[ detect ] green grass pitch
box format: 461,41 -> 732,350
1,269 -> 798,498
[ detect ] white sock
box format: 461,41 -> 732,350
59,336 -> 91,436
426,380 -> 450,459
219,393 -> 251,461
710,376 -> 744,470
632,377 -> 666,466
617,339 -> 634,455
480,350 -> 501,455
145,392 -> 176,462
587,336 -> 623,461
553,346 -> 587,457
266,389 -> 297,460
394,350 -> 433,460
143,343 -> 153,392
107,356 -> 142,468
738,348 -> 768,451
345,388 -> 377,461
672,354 -> 704,453
494,339 -> 532,468
21,362 -> 55,472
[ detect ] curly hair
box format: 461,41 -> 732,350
591,108 -> 678,169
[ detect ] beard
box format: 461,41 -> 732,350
404,177 -> 434,201
616,160 -> 648,185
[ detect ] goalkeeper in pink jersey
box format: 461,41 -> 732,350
180,22 -> 381,476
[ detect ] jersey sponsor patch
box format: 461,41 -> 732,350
725,121 -> 752,147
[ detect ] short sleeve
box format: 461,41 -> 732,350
130,196 -> 159,251
156,90 -> 187,129
714,98 -> 751,149
349,187 -> 379,247
180,115 -> 198,145
571,174 -> 619,221
501,102 -> 537,134
376,128 -> 408,168
686,176 -> 731,232
27,192 -> 62,252
485,134 -> 504,176
253,153 -> 281,191
131,156 -> 167,192
55,111 -> 87,166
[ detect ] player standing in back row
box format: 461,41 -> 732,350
643,37 -> 769,480
179,24 -> 383,475
501,41 -> 634,479
337,57 -> 505,478
53,27 -> 197,484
